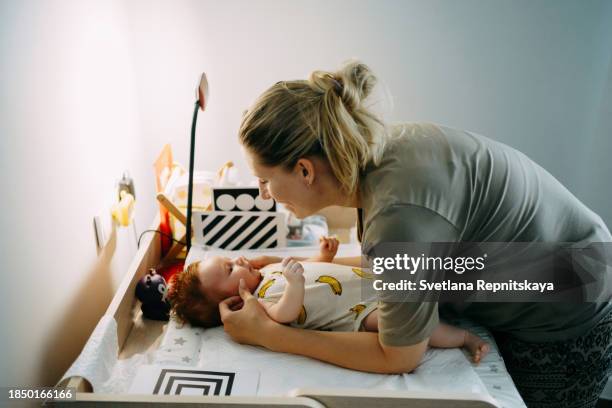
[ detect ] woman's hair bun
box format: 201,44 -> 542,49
334,60 -> 377,110
308,60 -> 376,111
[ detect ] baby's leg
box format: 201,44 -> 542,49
430,323 -> 490,363
362,310 -> 489,364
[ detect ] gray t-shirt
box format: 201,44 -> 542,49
358,123 -> 612,345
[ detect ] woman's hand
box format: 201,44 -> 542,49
218,279 -> 278,346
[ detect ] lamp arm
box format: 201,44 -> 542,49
185,100 -> 199,249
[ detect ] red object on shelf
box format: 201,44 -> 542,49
158,261 -> 184,283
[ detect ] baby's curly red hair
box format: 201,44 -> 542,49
167,261 -> 221,328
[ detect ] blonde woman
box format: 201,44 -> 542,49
219,61 -> 612,408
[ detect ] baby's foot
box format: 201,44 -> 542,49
464,331 -> 490,364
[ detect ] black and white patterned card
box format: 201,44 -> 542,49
129,365 -> 259,396
212,187 -> 276,212
192,210 -> 286,250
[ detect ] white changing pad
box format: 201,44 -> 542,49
143,316 -> 524,407
151,317 -> 488,397
181,243 -> 525,407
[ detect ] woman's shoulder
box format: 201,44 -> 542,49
380,122 -> 465,167
363,123 -> 459,198
360,122 -> 475,231
387,121 -> 481,150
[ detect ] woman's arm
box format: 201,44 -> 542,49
264,322 -> 428,374
219,279 -> 428,374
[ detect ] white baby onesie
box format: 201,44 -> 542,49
255,262 -> 378,332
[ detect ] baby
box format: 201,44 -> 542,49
168,237 -> 489,363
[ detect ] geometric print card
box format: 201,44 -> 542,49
129,365 -> 259,396
192,210 -> 286,250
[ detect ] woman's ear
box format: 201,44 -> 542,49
296,158 -> 315,186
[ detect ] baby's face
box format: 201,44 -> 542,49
197,256 -> 262,301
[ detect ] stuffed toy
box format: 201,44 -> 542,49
135,268 -> 171,320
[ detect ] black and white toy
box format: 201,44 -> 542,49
135,268 -> 171,321
212,187 -> 275,212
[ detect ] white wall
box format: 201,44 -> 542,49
125,0 -> 612,223
0,0 -> 610,389
0,0 -> 151,387
578,0 -> 612,226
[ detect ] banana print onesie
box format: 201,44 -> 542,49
255,262 -> 378,332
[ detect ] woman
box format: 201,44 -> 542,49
219,61 -> 612,407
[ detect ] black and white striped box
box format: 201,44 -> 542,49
192,211 -> 286,250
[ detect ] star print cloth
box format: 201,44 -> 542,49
153,321 -> 204,366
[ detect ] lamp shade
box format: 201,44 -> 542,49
197,73 -> 209,111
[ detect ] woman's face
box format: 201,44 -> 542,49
244,148 -> 320,219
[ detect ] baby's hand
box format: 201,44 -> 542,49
317,236 -> 339,262
281,257 -> 305,286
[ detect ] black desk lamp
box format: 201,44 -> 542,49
185,73 -> 209,250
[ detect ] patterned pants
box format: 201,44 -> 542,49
494,310 -> 612,408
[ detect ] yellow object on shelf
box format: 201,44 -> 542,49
111,191 -> 135,227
